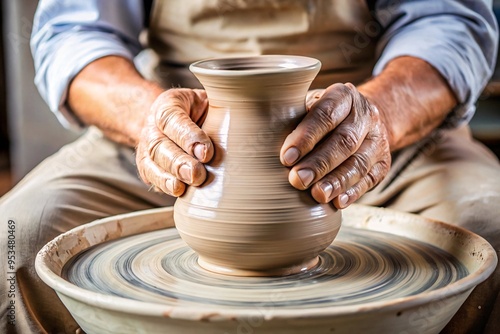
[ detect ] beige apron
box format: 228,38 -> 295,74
146,0 -> 378,88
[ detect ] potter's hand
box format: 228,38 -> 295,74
136,88 -> 213,196
280,83 -> 391,209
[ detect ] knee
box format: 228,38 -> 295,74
423,174 -> 500,250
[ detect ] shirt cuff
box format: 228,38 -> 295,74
34,31 -> 135,130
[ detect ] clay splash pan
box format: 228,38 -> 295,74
36,204 -> 497,334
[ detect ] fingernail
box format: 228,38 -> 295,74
179,164 -> 192,183
194,143 -> 206,161
319,182 -> 333,200
283,147 -> 300,165
297,169 -> 314,188
339,194 -> 349,207
165,178 -> 174,193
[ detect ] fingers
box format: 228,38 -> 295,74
333,160 -> 390,208
136,126 -> 186,197
287,115 -> 369,190
149,135 -> 207,186
283,83 -> 391,209
280,83 -> 353,167
285,84 -> 371,190
138,155 -> 186,196
310,129 -> 391,207
153,89 -> 214,163
309,138 -> 378,202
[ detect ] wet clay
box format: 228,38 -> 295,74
63,226 -> 469,307
173,56 -> 342,276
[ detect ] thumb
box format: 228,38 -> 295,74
306,89 -> 325,111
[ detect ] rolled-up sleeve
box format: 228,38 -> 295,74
31,0 -> 145,129
373,0 -> 498,127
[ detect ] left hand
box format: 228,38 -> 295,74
280,83 -> 392,209
136,88 -> 212,197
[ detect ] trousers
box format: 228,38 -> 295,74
0,125 -> 499,333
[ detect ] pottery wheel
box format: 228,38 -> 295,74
62,226 -> 467,309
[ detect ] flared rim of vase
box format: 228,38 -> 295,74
190,55 -> 321,76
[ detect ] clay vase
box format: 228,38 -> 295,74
173,55 -> 341,276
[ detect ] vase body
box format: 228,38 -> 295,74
174,56 -> 341,276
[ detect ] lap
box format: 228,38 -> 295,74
360,125 -> 500,334
0,128 -> 173,334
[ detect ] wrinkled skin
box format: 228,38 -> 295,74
282,83 -> 391,209
135,84 -> 391,210
136,89 -> 213,196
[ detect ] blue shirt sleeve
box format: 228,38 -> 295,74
373,0 -> 499,128
31,0 -> 145,129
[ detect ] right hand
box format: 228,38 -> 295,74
136,88 -> 213,196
